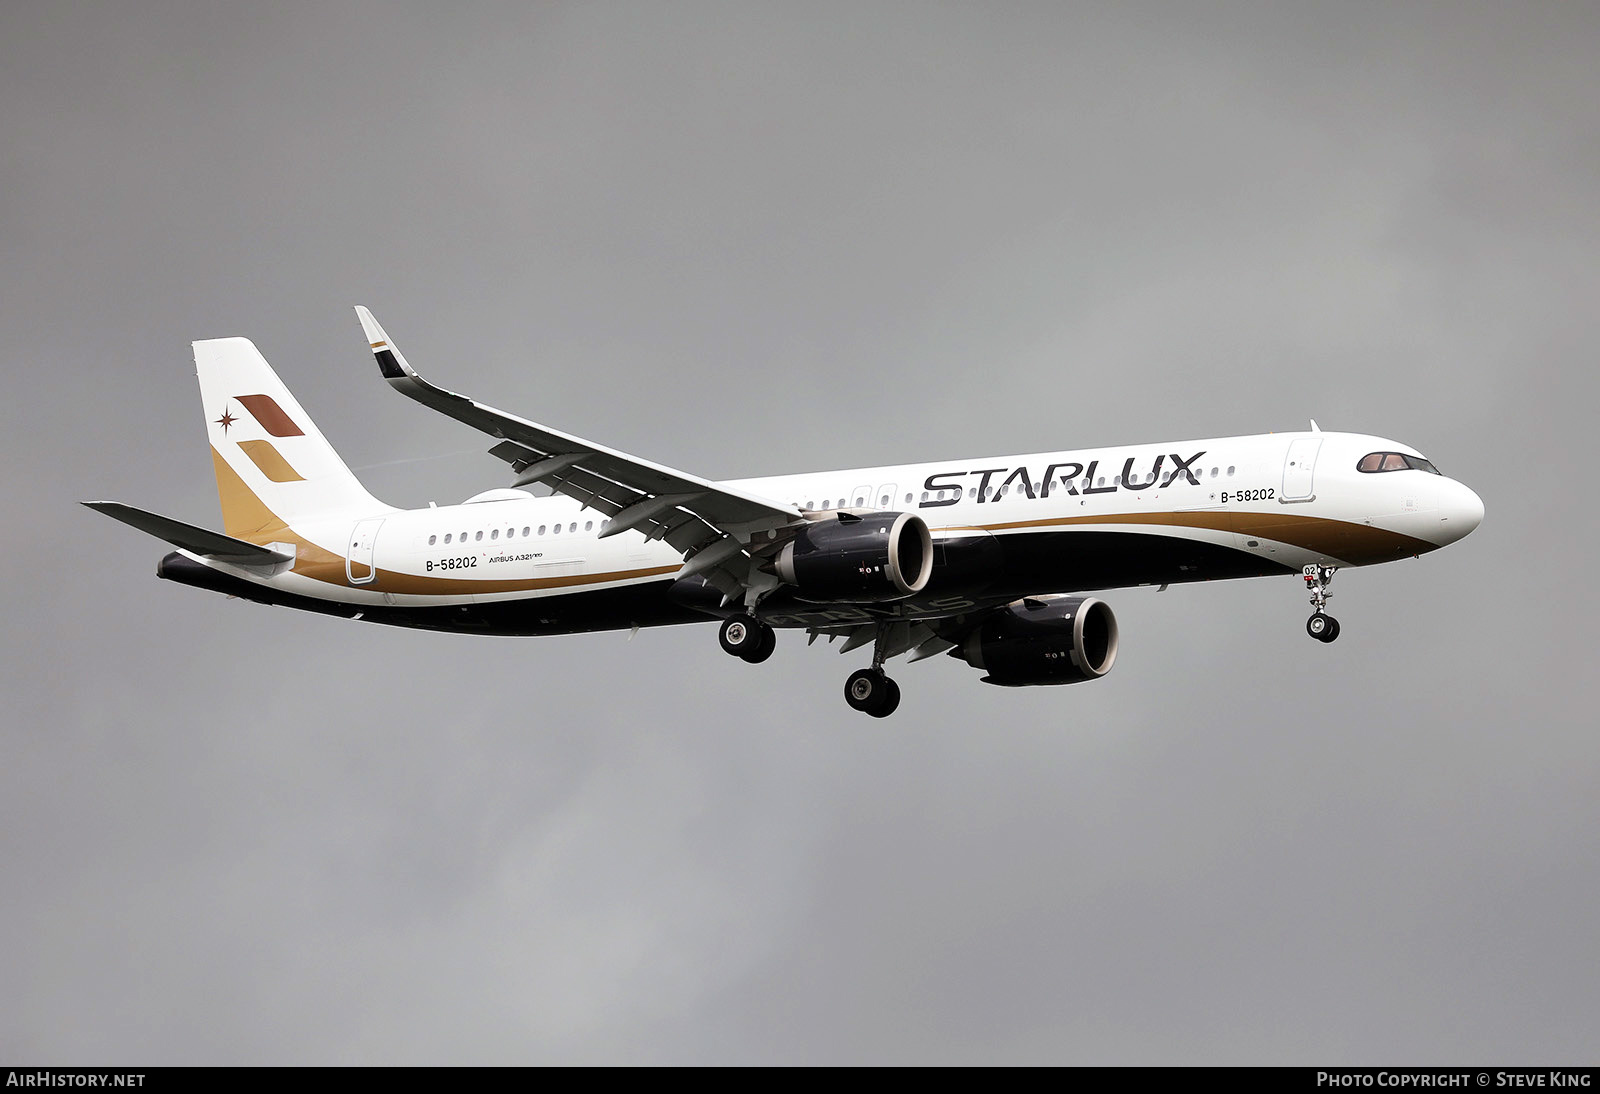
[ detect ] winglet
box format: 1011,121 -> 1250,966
355,305 -> 474,411
355,305 -> 413,382
1309,418 -> 1322,433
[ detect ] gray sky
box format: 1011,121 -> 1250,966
3,0 -> 1596,1064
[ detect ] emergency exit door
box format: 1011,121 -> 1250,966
347,518 -> 384,585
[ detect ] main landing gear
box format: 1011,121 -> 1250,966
719,613 -> 776,663
1303,565 -> 1341,643
717,613 -> 903,717
845,668 -> 901,718
843,623 -> 902,718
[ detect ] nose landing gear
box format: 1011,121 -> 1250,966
1303,565 -> 1340,643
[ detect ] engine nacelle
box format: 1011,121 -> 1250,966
775,512 -> 933,602
954,596 -> 1119,686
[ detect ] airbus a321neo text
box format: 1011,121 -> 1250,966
87,308 -> 1484,717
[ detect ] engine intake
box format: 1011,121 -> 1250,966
955,596 -> 1119,686
775,511 -> 933,602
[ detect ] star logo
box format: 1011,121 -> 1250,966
215,406 -> 237,432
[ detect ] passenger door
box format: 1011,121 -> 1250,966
1281,437 -> 1323,503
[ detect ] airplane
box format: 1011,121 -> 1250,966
85,307 -> 1484,717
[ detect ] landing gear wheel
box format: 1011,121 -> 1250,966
741,623 -> 777,664
845,668 -> 900,717
1306,613 -> 1340,643
873,678 -> 902,719
719,614 -> 770,659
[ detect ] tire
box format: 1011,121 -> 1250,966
741,624 -> 777,664
868,678 -> 901,719
1306,613 -> 1330,640
1321,616 -> 1341,643
845,668 -> 893,715
719,614 -> 763,658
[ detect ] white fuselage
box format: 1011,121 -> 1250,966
222,429 -> 1482,622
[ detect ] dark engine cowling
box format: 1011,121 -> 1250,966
774,512 -> 933,602
954,596 -> 1119,686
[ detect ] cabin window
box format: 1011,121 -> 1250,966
523,526 -> 531,536
1227,466 -> 1236,476
552,524 -> 560,534
584,521 -> 593,532
569,522 -> 577,533
443,533 -> 452,544
491,529 -> 499,540
428,534 -> 437,546
538,525 -> 546,535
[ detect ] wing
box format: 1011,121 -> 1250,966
355,307 -> 802,602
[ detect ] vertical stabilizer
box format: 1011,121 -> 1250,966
194,338 -> 387,542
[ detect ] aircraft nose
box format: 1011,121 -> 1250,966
1437,480 -> 1484,545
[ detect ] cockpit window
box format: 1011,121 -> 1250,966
1358,452 -> 1441,475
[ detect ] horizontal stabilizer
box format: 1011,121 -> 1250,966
82,501 -> 293,567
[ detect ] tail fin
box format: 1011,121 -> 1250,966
195,337 -> 387,543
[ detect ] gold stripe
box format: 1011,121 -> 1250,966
237,440 -> 305,483
370,341 -> 386,349
943,510 -> 1435,565
356,562 -> 681,596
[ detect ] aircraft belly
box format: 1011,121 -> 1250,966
989,526 -> 1291,594
160,551 -> 700,636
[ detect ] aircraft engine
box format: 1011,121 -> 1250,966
775,511 -> 933,602
953,596 -> 1119,686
